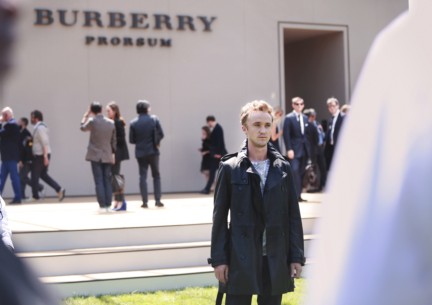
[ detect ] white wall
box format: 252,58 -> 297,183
2,0 -> 407,197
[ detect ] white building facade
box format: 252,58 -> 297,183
3,0 -> 407,197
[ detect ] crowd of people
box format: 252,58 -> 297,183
198,96 -> 348,202
276,96 -> 347,200
80,99 -> 164,212
0,107 -> 66,204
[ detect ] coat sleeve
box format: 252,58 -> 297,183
154,117 -> 164,145
286,165 -> 305,265
111,126 -> 117,154
283,116 -> 292,152
80,118 -> 93,132
129,122 -> 136,144
210,163 -> 231,267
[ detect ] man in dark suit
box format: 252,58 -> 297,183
129,100 -> 164,208
324,97 -> 344,171
80,102 -> 116,212
0,107 -> 22,204
304,108 -> 327,191
200,115 -> 227,194
283,97 -> 310,201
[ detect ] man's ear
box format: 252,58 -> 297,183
241,124 -> 247,134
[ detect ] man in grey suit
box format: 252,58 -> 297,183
129,100 -> 164,208
80,102 -> 116,212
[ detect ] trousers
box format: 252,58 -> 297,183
137,154 -> 161,203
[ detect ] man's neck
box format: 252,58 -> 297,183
248,142 -> 268,162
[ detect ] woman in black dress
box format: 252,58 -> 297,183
106,102 -> 129,210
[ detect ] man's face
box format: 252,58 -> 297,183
207,120 -> 216,129
30,115 -> 36,125
292,100 -> 304,113
1,111 -> 8,121
327,102 -> 339,116
242,110 -> 272,148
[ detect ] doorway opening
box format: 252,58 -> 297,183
279,23 -> 350,122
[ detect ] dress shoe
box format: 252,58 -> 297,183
141,202 -> 148,208
113,200 -> 127,211
298,197 -> 308,202
38,185 -> 46,199
199,189 -> 210,195
58,188 -> 66,201
8,200 -> 21,204
155,201 -> 164,207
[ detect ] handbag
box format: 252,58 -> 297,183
112,174 -> 125,192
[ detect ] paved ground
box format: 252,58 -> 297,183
6,192 -> 323,233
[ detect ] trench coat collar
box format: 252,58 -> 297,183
235,140 -> 288,189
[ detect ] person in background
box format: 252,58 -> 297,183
283,97 -> 310,201
304,108 -> 327,192
199,125 -> 211,184
270,105 -> 285,154
18,117 -> 44,200
129,100 -> 165,208
0,107 -> 21,204
200,115 -> 227,194
106,102 -> 129,211
210,100 -> 304,305
324,97 -> 344,171
81,102 -> 116,213
30,110 -> 65,202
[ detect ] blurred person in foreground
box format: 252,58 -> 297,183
0,0 -> 59,304
210,100 -> 304,305
305,1 -> 432,305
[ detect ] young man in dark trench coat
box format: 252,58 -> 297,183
210,100 -> 305,305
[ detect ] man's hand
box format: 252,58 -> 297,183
287,150 -> 294,160
214,264 -> 229,284
290,263 -> 302,278
43,155 -> 49,167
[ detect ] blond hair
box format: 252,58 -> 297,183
240,100 -> 273,126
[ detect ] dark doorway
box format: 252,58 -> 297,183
280,24 -> 349,123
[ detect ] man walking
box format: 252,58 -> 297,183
200,115 -> 227,194
210,100 -> 304,305
129,100 -> 164,208
0,107 -> 21,203
18,117 -> 44,200
283,97 -> 310,201
80,102 -> 116,212
30,110 -> 65,202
